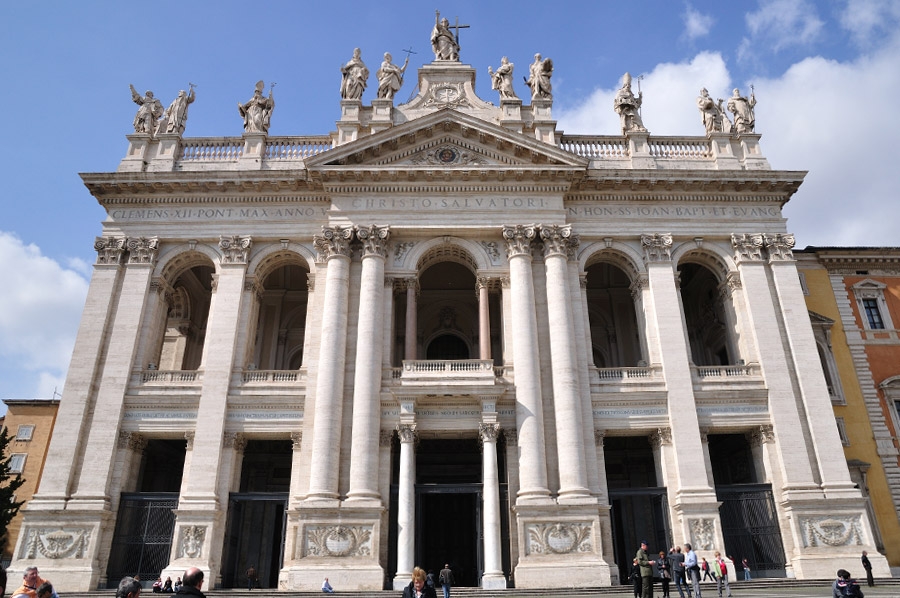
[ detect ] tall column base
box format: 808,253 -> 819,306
9,504 -> 111,591
512,502 -> 613,588
280,503 -> 385,591
160,504 -> 225,588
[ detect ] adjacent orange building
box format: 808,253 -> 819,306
798,247 -> 900,572
0,398 -> 60,562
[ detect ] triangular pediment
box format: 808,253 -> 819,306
306,109 -> 587,171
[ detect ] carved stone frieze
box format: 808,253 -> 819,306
219,235 -> 252,264
526,522 -> 593,555
356,224 -> 391,258
641,233 -> 673,263
178,525 -> 206,558
95,236 -> 127,265
222,432 -> 246,451
629,274 -> 649,301
731,233 -> 764,262
126,236 -> 160,264
689,518 -> 715,551
305,525 -> 373,557
502,224 -> 537,258
479,423 -> 501,443
764,233 -> 796,262
408,144 -> 488,166
291,431 -> 303,450
393,241 -> 415,265
480,241 -> 501,264
799,515 -> 863,547
314,226 -> 354,261
20,527 -> 91,559
540,224 -> 578,259
397,423 -> 417,444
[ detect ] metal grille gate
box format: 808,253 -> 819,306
106,493 -> 178,587
717,484 -> 786,577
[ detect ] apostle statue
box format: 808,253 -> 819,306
488,57 -> 517,100
376,52 -> 409,100
697,87 -> 727,135
129,85 -> 164,135
160,84 -> 196,135
431,10 -> 459,61
340,48 -> 369,100
525,53 -> 553,100
613,72 -> 648,134
727,87 -> 756,134
238,80 -> 275,134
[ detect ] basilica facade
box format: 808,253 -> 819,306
10,27 -> 890,591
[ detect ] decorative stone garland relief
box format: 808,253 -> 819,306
20,527 -> 91,559
799,515 -> 863,547
689,518 -> 715,551
525,522 -> 593,555
305,525 -> 373,557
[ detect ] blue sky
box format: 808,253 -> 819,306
2,0 -> 899,403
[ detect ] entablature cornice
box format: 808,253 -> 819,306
570,169 -> 806,201
81,170 -> 322,198
94,193 -> 331,207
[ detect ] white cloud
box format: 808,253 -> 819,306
840,0 -> 900,47
683,5 -> 714,40
555,30 -> 900,247
0,232 -> 88,398
738,0 -> 825,63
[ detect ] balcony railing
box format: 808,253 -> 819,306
692,364 -> 759,379
136,369 -> 202,384
400,359 -> 499,385
240,369 -> 305,383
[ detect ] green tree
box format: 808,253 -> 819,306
0,426 -> 26,549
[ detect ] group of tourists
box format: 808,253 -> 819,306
631,541 -> 742,598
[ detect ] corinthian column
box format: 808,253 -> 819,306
306,226 -> 354,501
348,225 -> 390,502
393,423 -> 417,589
540,225 -> 590,499
477,276 -> 492,360
480,423 -> 506,588
501,224 -> 549,501
404,278 -> 418,360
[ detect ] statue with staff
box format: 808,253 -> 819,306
129,84 -> 164,134
160,83 -> 197,135
239,80 -> 275,134
431,10 -> 462,61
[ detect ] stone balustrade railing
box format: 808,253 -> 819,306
136,369 -> 202,384
240,369 -> 305,383
692,363 -> 761,379
179,137 -> 245,162
558,136 -> 629,159
648,137 -> 712,159
591,366 -> 658,382
265,136 -> 333,160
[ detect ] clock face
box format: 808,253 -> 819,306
434,85 -> 459,103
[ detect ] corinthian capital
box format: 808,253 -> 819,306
94,236 -> 127,265
397,423 -> 418,444
479,423 -> 501,443
641,233 -> 673,263
731,233 -> 764,262
356,225 -> 391,258
502,224 -> 537,258
219,235 -> 252,264
126,236 -> 160,264
764,233 -> 796,262
540,224 -> 579,259
314,226 -> 354,261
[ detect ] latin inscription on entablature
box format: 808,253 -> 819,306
566,202 -> 781,221
696,405 -> 768,415
338,196 -> 560,212
109,205 -> 330,222
226,409 -> 304,421
381,408 -> 515,418
593,407 -> 667,418
124,410 -> 197,420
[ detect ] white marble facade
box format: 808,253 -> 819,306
11,49 -> 890,591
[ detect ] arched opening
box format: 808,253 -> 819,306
251,263 -> 310,369
585,261 -> 642,367
408,259 -> 480,361
156,262 -> 214,370
678,262 -> 731,366
426,333 -> 470,359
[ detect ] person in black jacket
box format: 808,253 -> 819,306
403,567 -> 437,598
174,569 -> 205,598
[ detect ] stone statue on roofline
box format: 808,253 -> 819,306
431,10 -> 460,61
488,57 -> 517,100
238,80 -> 275,134
525,53 -> 553,100
727,87 -> 756,134
697,87 -> 727,135
376,52 -> 409,100
160,84 -> 196,135
340,48 -> 369,101
129,84 -> 164,135
613,72 -> 648,134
